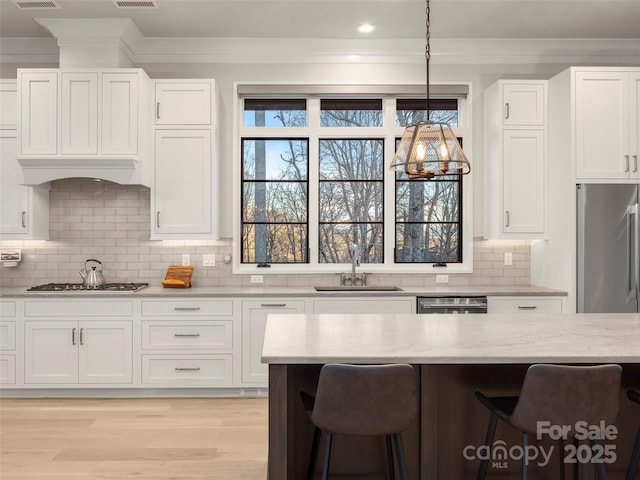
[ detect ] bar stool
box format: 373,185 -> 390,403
475,363 -> 622,480
626,390 -> 640,480
300,363 -> 417,480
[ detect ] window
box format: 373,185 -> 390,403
237,87 -> 472,273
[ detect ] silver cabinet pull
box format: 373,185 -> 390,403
504,102 -> 510,120
79,328 -> 84,345
72,327 -> 76,345
21,211 -> 26,228
261,303 -> 286,307
517,305 -> 538,310
156,211 -> 161,228
625,155 -> 630,172
634,155 -> 638,173
174,307 -> 200,311
174,333 -> 200,337
505,210 -> 510,228
175,367 -> 201,371
156,102 -> 160,120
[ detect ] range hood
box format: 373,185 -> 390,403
18,157 -> 146,186
17,18 -> 150,187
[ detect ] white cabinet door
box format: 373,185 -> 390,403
78,321 -> 132,384
19,71 -> 57,155
575,71 -> 630,180
503,130 -> 545,234
630,72 -> 640,179
25,321 -> 78,384
101,72 -> 138,155
242,300 -> 305,384
0,81 -> 17,129
0,134 -> 29,234
61,72 -> 98,155
155,82 -> 211,125
153,129 -> 212,236
502,82 -> 545,126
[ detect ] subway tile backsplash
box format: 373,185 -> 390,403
0,179 -> 531,288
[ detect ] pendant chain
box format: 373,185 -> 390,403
425,0 -> 431,121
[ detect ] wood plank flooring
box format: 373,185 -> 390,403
0,397 -> 268,480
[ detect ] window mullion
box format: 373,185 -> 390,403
308,98 -> 321,266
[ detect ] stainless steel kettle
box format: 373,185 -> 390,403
79,259 -> 106,288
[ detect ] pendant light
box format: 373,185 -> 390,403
389,0 -> 470,180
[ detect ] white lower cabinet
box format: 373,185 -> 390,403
0,300 -> 17,385
241,300 -> 306,385
24,320 -> 132,384
487,296 -> 566,313
140,299 -> 236,388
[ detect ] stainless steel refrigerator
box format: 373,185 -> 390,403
577,183 -> 639,313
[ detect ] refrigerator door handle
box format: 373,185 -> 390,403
628,204 -> 639,300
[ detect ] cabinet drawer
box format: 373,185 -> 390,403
0,301 -> 16,317
488,297 -> 564,313
142,320 -> 232,350
0,322 -> 16,350
141,355 -> 232,386
141,300 -> 233,317
25,300 -> 133,317
0,355 -> 16,384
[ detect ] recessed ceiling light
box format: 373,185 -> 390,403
358,24 -> 375,34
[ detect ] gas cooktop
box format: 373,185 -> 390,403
27,282 -> 149,292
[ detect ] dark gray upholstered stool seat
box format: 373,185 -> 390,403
475,364 -> 622,480
627,390 -> 640,480
301,363 -> 418,480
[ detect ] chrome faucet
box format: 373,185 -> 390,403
351,243 -> 360,274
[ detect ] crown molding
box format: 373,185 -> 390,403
2,36 -> 639,66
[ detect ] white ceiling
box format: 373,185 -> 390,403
1,0 -> 639,40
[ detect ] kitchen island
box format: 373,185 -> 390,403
262,313 -> 640,479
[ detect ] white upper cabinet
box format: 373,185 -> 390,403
0,81 -> 49,240
61,72 -> 98,155
151,79 -> 218,239
18,68 -> 148,159
155,81 -> 212,125
574,69 -> 640,180
0,81 -> 18,129
484,79 -> 547,239
19,71 -> 58,155
101,72 -> 139,154
502,82 -> 545,126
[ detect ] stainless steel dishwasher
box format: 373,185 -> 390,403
417,296 -> 488,314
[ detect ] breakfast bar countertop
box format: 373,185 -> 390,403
262,312 -> 640,364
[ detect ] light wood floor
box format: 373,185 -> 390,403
0,397 -> 268,480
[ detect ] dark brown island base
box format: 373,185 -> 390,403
262,313 -> 640,480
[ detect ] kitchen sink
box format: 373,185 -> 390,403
314,286 -> 403,292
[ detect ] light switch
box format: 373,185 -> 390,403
203,254 -> 216,267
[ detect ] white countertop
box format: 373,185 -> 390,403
0,284 -> 566,298
261,313 -> 640,364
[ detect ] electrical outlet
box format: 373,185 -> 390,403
250,275 -> 264,284
504,252 -> 513,266
181,254 -> 190,266
436,274 -> 449,284
202,254 -> 216,267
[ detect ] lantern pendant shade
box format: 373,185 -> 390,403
390,121 -> 470,180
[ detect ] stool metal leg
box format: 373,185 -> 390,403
321,432 -> 332,480
478,412 -> 498,480
627,426 -> 640,480
307,426 -> 320,480
522,433 -> 528,480
589,438 -> 608,480
392,433 -> 409,480
386,435 -> 395,480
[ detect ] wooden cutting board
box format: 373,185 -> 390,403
162,265 -> 194,288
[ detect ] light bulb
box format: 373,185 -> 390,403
415,142 -> 427,161
438,142 -> 450,160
